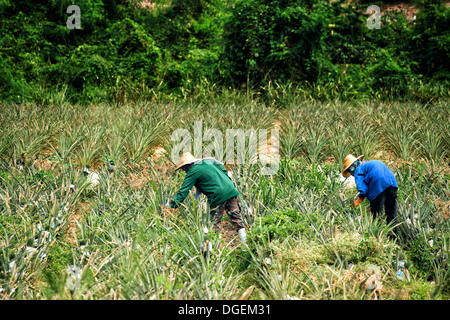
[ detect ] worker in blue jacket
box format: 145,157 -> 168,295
342,154 -> 398,236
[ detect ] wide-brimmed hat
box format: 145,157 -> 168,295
174,152 -> 200,171
342,154 -> 364,178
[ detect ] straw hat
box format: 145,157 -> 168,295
174,152 -> 199,171
342,154 -> 364,178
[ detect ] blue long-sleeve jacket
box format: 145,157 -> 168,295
354,160 -> 398,202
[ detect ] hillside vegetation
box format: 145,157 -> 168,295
0,0 -> 449,103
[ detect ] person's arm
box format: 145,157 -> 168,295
354,168 -> 368,200
170,171 -> 197,208
353,167 -> 368,207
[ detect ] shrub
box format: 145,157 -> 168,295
222,0 -> 330,87
408,0 -> 450,80
364,48 -> 415,98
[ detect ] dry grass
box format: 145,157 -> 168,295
65,201 -> 92,245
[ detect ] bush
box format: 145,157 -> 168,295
223,0 -> 330,87
0,0 -> 448,103
151,0 -> 225,91
409,0 -> 450,79
363,48 -> 415,98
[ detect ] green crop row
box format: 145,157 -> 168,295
0,96 -> 448,299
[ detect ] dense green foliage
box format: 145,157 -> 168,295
0,0 -> 449,301
0,0 -> 448,104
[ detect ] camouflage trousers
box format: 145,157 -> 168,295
209,196 -> 245,232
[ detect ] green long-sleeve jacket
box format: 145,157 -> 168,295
170,160 -> 239,208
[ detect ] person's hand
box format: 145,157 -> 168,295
161,204 -> 177,220
162,201 -> 175,211
352,197 -> 364,207
163,201 -> 176,209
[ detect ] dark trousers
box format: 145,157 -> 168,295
370,186 -> 398,234
210,196 -> 245,232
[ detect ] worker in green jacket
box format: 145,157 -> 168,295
169,152 -> 247,243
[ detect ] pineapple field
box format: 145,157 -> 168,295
0,93 -> 449,300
